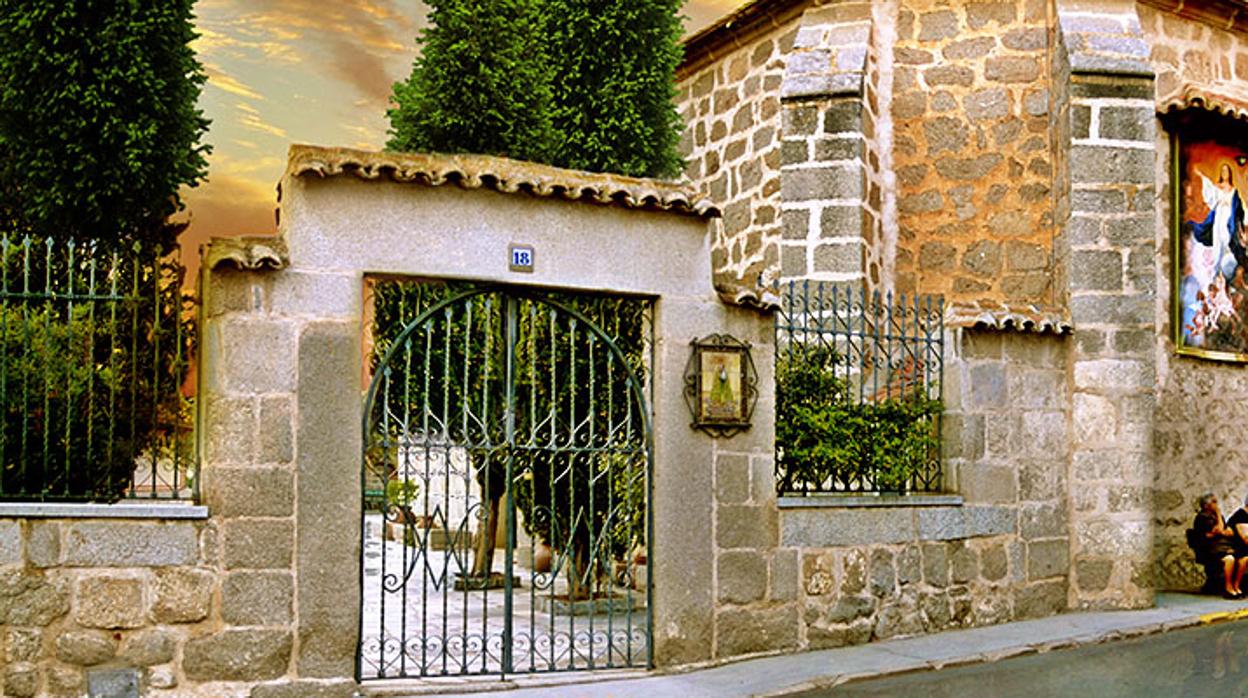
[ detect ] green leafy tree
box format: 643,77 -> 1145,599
0,0 -> 210,250
387,0 -> 684,179
544,0 -> 684,178
386,0 -> 558,162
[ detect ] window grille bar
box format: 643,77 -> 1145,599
0,237 -> 197,502
775,280 -> 945,496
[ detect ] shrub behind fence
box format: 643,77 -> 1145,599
775,281 -> 944,495
0,237 -> 195,502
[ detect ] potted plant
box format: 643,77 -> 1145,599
385,479 -> 422,524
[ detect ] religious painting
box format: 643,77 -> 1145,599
1174,126 -> 1248,362
683,334 -> 758,437
700,349 -> 743,422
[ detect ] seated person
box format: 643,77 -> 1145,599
1228,494 -> 1248,556
1193,493 -> 1248,598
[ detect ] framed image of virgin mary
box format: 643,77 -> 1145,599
1173,122 -> 1248,362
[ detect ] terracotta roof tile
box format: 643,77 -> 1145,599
945,301 -> 1072,335
284,145 -> 720,219
202,236 -> 288,272
1160,81 -> 1248,122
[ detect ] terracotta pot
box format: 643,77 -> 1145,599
534,543 -> 553,573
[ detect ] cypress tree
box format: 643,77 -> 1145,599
0,0 -> 211,249
544,0 -> 685,179
386,0 -> 558,163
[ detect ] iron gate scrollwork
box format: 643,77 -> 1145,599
358,281 -> 654,680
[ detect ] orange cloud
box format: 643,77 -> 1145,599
328,38 -> 395,107
235,103 -> 287,139
199,0 -> 424,105
342,124 -> 382,148
204,63 -> 264,100
236,0 -> 418,54
177,174 -> 279,284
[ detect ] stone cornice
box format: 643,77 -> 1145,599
679,0 -> 810,80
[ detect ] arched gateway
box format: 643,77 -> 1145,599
358,283 -> 654,678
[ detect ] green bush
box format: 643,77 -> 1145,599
776,344 -> 941,493
385,479 -> 420,511
0,246 -> 191,500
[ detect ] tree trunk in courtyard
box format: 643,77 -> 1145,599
470,493 -> 501,580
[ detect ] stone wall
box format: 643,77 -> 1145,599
676,0 -> 1248,615
3,144 -> 750,692
677,0 -> 897,295
694,326 -> 1071,662
892,0 -> 1057,304
1141,0 -> 1248,591
0,248 -> 360,697
0,518 -> 236,697
867,0 -> 900,295
677,14 -> 794,301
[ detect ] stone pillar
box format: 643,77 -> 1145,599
942,327 -> 1073,619
650,299 -> 776,667
294,319 -> 361,677
779,1 -> 876,287
1056,3 -> 1157,609
199,240 -> 362,692
197,261 -> 301,685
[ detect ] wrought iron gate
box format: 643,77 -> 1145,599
358,282 -> 654,681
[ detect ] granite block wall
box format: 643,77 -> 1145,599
699,327 -> 1071,662
1141,0 -> 1248,591
893,0 -> 1058,304
0,259 -> 360,698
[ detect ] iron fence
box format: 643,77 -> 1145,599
0,236 -> 195,502
775,280 -> 944,495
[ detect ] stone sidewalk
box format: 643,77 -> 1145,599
360,592 -> 1248,697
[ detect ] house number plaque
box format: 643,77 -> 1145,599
509,243 -> 535,273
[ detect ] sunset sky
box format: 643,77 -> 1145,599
180,0 -> 748,273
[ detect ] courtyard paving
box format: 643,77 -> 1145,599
359,514 -> 649,680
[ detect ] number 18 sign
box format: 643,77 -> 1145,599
509,244 -> 535,273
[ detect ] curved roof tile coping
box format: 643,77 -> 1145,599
1160,82 -> 1248,122
945,301 -> 1073,335
717,281 -> 782,311
284,145 -> 721,219
203,236 -> 288,272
